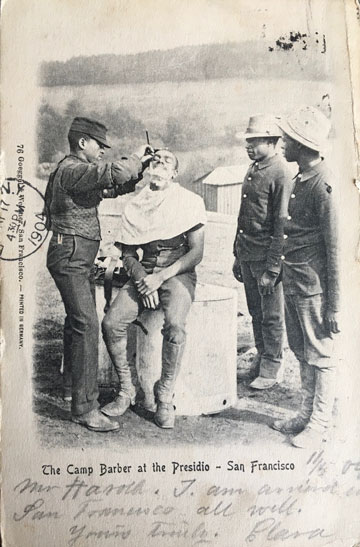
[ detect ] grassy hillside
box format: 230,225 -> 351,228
38,77 -> 331,185
41,40 -> 329,87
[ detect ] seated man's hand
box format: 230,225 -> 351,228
232,259 -> 243,283
135,273 -> 164,296
258,271 -> 277,295
141,291 -> 159,310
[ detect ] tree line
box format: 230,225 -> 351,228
37,99 -> 223,165
40,41 -> 328,87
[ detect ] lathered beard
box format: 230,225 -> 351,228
148,168 -> 169,190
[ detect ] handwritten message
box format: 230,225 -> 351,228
8,452 -> 360,546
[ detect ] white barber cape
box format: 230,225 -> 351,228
115,182 -> 206,245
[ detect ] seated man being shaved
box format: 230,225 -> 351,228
101,149 -> 206,429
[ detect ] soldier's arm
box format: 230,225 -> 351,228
120,243 -> 159,310
316,185 -> 340,314
120,243 -> 147,282
109,156 -> 143,196
62,157 -> 143,197
136,226 -> 205,296
266,169 -> 293,276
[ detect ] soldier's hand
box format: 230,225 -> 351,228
259,271 -> 277,295
141,291 -> 159,310
102,187 -> 117,198
232,259 -> 243,283
324,310 -> 340,334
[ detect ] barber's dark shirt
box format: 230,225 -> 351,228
233,154 -> 292,275
45,154 -> 142,240
282,160 -> 339,312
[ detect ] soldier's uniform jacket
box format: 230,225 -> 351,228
282,160 -> 339,312
233,154 -> 293,275
45,154 -> 142,240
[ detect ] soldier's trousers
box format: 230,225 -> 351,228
47,233 -> 100,416
240,259 -> 284,379
284,293 -> 334,367
284,293 -> 336,429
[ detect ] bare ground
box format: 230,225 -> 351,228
33,214 -> 302,450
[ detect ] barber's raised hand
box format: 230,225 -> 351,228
141,291 -> 159,310
134,144 -> 154,169
324,310 -> 340,335
135,273 -> 164,296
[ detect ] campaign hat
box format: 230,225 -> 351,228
277,106 -> 331,152
69,117 -> 111,148
240,114 -> 282,139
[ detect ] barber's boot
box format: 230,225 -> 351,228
292,366 -> 335,448
154,339 -> 185,429
273,362 -> 315,434
101,337 -> 136,417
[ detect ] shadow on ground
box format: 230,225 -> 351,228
33,219 -> 301,449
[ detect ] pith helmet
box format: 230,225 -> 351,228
69,117 -> 111,148
278,106 -> 331,152
241,114 -> 282,139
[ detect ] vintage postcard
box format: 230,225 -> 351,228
1,0 -> 360,545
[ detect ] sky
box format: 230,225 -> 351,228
3,0 -> 329,62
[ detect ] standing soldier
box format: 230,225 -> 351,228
274,106 -> 340,448
233,115 -> 292,389
45,116 -> 152,432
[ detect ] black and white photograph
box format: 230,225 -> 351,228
1,0 -> 360,545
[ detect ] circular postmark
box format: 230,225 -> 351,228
0,178 -> 49,261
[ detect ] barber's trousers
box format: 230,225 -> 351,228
47,233 -> 100,416
240,260 -> 284,379
102,272 -> 196,348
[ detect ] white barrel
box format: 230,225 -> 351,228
136,283 -> 237,416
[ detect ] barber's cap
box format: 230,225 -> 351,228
69,117 -> 111,148
277,106 -> 331,152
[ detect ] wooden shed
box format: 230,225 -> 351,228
189,164 -> 248,215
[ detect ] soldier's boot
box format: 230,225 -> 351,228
101,336 -> 136,417
248,352 -> 262,380
292,366 -> 335,448
273,362 -> 315,434
250,355 -> 281,390
154,339 -> 185,429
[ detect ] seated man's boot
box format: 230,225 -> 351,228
291,365 -> 335,448
72,408 -> 120,432
154,398 -> 176,429
154,339 -> 185,429
102,389 -> 136,417
273,362 -> 315,434
101,337 -> 136,417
